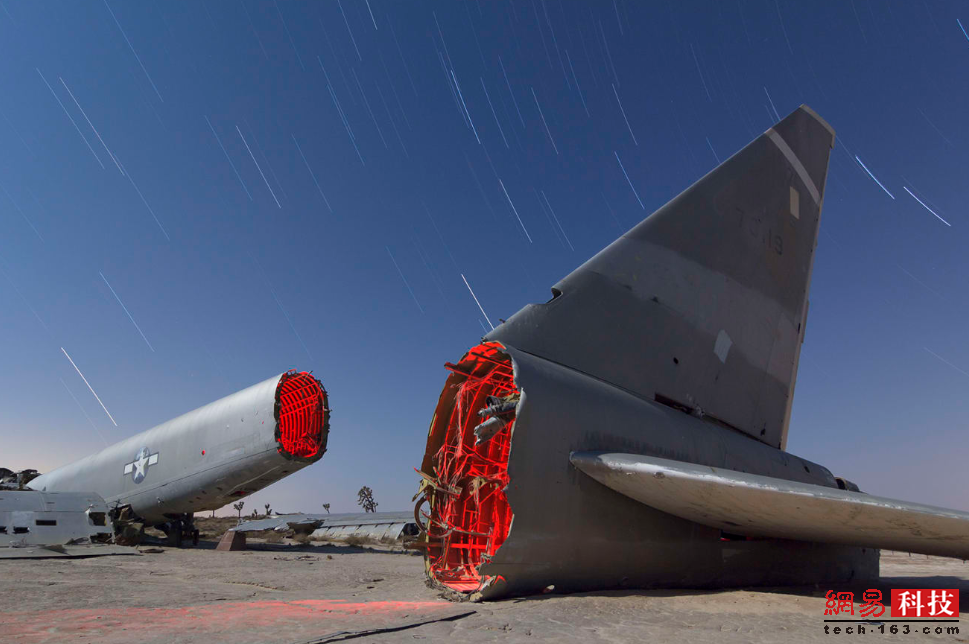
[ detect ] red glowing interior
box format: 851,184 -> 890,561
423,343 -> 517,592
275,371 -> 328,459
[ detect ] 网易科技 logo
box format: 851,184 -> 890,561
821,588 -> 959,636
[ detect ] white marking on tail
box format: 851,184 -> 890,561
714,330 -> 732,364
766,129 -> 820,205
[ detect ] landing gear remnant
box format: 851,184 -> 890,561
161,514 -> 199,548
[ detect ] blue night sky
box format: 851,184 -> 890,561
2,1 -> 967,514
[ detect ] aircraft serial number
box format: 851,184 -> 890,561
739,212 -> 783,256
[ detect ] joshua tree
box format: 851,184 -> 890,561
232,501 -> 245,522
264,503 -> 272,517
357,486 -> 378,513
322,503 -> 330,514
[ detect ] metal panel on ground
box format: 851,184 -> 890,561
0,490 -> 114,548
233,511 -> 417,541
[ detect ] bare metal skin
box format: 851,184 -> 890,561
29,372 -> 327,530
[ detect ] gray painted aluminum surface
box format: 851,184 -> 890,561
234,512 -> 417,540
422,106 -> 885,600
0,490 -> 113,547
29,373 -> 324,524
571,452 -> 969,559
487,105 -> 833,450
470,346 -> 876,599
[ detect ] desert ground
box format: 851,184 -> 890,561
2,522 -> 968,644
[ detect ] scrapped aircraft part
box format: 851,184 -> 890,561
115,523 -> 145,546
413,106 -> 883,600
28,370 -> 328,525
418,342 -> 517,594
110,504 -> 148,545
459,346 -> 878,600
305,512 -> 419,541
0,490 -> 114,548
571,452 -> 969,559
0,468 -> 40,490
232,516 -> 310,533
233,511 -> 418,541
313,520 -> 418,542
474,394 -> 520,445
835,477 -> 861,492
487,105 -> 835,451
160,513 -> 199,547
472,416 -> 503,445
275,371 -> 329,460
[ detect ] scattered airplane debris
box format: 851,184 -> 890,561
233,511 -> 418,541
0,489 -> 137,558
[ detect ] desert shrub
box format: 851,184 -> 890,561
344,534 -> 376,547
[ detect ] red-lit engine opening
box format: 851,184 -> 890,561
422,343 -> 517,592
275,371 -> 328,460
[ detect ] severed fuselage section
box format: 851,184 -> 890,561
29,370 -> 328,544
417,341 -> 876,600
415,105 -> 969,600
419,343 -> 517,592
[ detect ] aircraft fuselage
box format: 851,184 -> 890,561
30,372 -> 327,526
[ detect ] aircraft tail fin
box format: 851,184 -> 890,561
489,105 -> 835,449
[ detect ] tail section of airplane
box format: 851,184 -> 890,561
415,106 -> 866,600
489,105 -> 836,449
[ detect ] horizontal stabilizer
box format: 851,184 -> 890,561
571,451 -> 969,559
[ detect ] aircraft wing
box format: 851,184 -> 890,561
234,512 -> 418,539
233,515 -> 320,532
571,451 -> 969,559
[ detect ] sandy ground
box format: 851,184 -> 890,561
2,542 -> 968,644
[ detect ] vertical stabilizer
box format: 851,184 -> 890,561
489,105 -> 835,449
